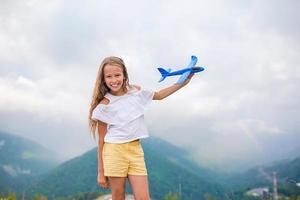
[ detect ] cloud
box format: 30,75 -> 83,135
0,71 -> 89,122
0,0 -> 299,169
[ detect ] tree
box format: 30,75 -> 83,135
165,192 -> 179,200
33,193 -> 48,200
0,193 -> 17,200
204,193 -> 218,200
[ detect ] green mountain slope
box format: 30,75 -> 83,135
143,137 -> 224,199
230,156 -> 300,190
26,137 -> 225,200
0,131 -> 62,194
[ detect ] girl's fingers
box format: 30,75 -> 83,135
101,183 -> 108,188
99,182 -> 108,188
188,74 -> 194,79
182,74 -> 194,86
98,177 -> 110,189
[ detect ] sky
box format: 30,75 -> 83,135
0,0 -> 299,171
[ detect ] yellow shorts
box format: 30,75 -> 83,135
103,139 -> 147,177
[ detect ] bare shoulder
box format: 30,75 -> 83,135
131,84 -> 141,91
99,97 -> 110,105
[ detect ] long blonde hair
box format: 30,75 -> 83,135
89,56 -> 130,139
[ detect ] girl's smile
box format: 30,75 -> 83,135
103,64 -> 126,96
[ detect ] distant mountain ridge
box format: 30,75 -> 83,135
221,155 -> 300,192
26,137 -> 225,200
1,131 -> 299,199
141,137 -> 218,183
0,131 -> 62,194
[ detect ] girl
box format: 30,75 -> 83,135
88,56 -> 193,200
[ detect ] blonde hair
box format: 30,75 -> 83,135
88,56 -> 130,139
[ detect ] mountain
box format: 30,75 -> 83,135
26,137 -> 225,200
0,131 -> 62,194
222,155 -> 300,193
142,137 -> 224,197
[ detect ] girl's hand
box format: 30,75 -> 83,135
154,73 -> 194,100
98,173 -> 109,189
181,73 -> 194,87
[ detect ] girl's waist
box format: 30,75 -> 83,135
104,134 -> 149,144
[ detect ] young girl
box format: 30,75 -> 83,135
88,56 -> 193,200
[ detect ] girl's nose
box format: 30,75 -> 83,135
111,78 -> 118,83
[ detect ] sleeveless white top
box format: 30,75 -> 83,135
92,87 -> 155,143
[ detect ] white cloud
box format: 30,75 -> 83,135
0,0 -> 299,169
0,140 -> 5,149
2,165 -> 17,177
2,164 -> 31,177
0,70 -> 89,122
237,119 -> 284,135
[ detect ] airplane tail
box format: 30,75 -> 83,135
157,67 -> 170,82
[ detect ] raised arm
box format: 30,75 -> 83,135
153,74 -> 194,100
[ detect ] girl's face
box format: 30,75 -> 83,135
103,64 -> 125,96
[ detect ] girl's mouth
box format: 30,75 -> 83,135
110,83 -> 120,88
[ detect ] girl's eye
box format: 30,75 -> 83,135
106,75 -> 112,78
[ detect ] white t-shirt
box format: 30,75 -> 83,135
92,87 -> 155,143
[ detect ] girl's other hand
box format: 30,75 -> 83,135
182,73 -> 194,87
98,173 -> 109,189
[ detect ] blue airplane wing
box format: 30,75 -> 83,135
176,55 -> 198,84
188,55 -> 198,68
177,71 -> 191,84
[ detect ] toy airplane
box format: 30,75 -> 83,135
157,55 -> 205,84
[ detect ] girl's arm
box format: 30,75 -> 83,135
153,74 -> 194,100
97,120 -> 109,188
